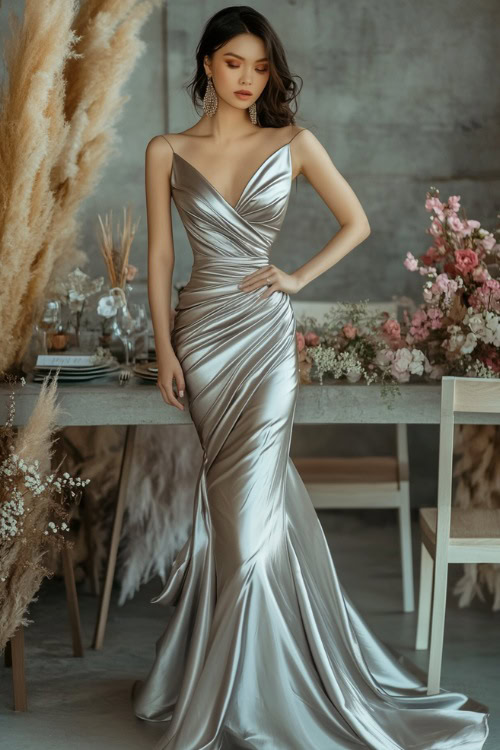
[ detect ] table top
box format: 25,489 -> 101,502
1,374 -> 498,426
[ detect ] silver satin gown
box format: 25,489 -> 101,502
132,133 -> 490,749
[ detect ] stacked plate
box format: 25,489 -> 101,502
133,362 -> 158,383
33,354 -> 121,382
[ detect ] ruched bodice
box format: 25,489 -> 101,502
132,131 -> 489,750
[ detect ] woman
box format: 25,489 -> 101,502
133,6 -> 489,749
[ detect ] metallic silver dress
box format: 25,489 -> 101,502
132,134 -> 490,749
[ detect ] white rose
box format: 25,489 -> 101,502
466,313 -> 485,336
97,295 -> 119,318
460,332 -> 477,354
409,349 -> 425,375
68,289 -> 86,312
375,348 -> 393,367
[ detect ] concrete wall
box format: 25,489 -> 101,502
1,0 -> 499,507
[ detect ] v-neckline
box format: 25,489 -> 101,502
172,142 -> 291,213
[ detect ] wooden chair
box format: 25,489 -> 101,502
415,376 -> 500,695
4,546 -> 84,711
290,300 -> 414,613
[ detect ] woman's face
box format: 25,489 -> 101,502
203,33 -> 270,114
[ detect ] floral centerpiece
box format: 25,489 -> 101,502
52,267 -> 104,347
402,188 -> 500,377
296,188 -> 500,391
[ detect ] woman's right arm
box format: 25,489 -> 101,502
145,135 -> 186,411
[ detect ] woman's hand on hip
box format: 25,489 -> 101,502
238,264 -> 303,299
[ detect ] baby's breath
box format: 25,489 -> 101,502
0,378 -> 91,544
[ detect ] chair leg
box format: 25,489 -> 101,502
61,544 -> 84,657
427,552 -> 449,694
92,424 -> 137,650
10,627 -> 27,711
398,493 -> 414,612
415,542 -> 434,649
4,638 -> 12,667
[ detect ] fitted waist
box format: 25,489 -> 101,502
186,257 -> 271,288
192,256 -> 270,271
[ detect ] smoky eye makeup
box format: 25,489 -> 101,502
226,62 -> 269,73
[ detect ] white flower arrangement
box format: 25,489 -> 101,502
53,267 -> 104,312
0,451 -> 90,542
0,375 -> 91,650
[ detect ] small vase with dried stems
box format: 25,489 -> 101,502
97,205 -> 140,299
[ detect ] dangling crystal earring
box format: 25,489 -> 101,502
248,101 -> 258,125
203,75 -> 218,117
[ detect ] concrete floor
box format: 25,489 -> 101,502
1,512 -> 498,749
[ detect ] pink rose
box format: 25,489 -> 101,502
125,263 -> 138,281
390,347 -> 424,383
304,330 -> 320,346
472,266 -> 489,283
382,319 -> 401,339
427,307 -> 443,329
409,325 -> 430,342
429,218 -> 444,237
418,264 -> 437,276
454,249 -> 478,275
447,195 -> 461,212
481,234 -> 496,252
403,252 -> 418,271
462,219 -> 481,236
412,309 -> 427,326
342,324 -> 358,340
425,196 -> 445,214
448,215 -> 464,233
468,280 -> 500,313
296,332 -> 305,352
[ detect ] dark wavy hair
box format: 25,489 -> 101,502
186,6 -> 303,128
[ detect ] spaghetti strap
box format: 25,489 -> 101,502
160,134 -> 175,154
287,128 -> 308,146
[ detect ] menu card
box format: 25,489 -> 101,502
36,355 -> 98,367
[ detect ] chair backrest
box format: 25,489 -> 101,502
437,376 -> 500,540
291,300 -> 399,325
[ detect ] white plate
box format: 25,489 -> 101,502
33,367 -> 120,382
35,363 -> 117,373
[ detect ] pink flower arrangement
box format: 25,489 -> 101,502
402,187 -> 500,376
294,188 -> 499,388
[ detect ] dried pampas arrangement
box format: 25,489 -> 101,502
452,424 -> 500,610
97,205 -> 141,289
0,0 -> 161,373
0,376 -> 90,651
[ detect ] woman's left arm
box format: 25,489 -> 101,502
239,128 -> 371,299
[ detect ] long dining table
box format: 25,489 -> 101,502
2,375 -> 499,654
